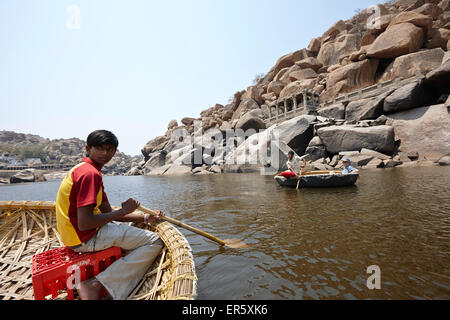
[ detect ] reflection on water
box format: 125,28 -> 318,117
1,167 -> 449,299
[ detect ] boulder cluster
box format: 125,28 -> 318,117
133,0 -> 449,176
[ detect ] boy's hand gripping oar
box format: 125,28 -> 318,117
138,206 -> 248,249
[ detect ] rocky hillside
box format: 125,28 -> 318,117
0,131 -> 142,175
135,0 -> 449,176
0,131 -> 49,145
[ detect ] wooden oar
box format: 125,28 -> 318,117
138,206 -> 248,249
296,168 -> 303,190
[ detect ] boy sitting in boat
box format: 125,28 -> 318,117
341,157 -> 359,174
279,151 -> 306,178
55,129 -> 164,300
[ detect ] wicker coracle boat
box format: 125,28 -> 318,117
0,201 -> 197,300
274,170 -> 359,188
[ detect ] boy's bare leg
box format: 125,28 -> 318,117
78,278 -> 104,300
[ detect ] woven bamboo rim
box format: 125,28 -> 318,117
0,201 -> 197,300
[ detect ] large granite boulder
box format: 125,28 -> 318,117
223,125 -> 281,170
124,166 -> 143,176
321,59 -> 379,102
317,103 -> 345,119
383,80 -> 436,113
165,145 -> 196,166
360,148 -> 391,160
438,156 -> 450,166
443,51 -> 450,64
413,3 -> 443,20
308,37 -> 321,54
388,11 -> 432,35
305,145 -> 328,162
272,49 -> 313,76
145,164 -> 171,176
287,68 -> 318,82
346,90 -> 395,122
164,165 -> 192,175
279,79 -> 316,99
317,33 -> 362,66
366,14 -> 394,36
295,57 -> 323,72
267,80 -> 285,96
426,28 -> 450,50
274,115 -> 317,155
424,60 -> 450,94
221,110 -> 234,121
230,90 -> 246,112
274,67 -> 290,82
386,104 -> 450,161
321,19 -> 347,41
242,85 -> 265,106
181,117 -> 196,126
235,109 -> 266,131
226,116 -> 314,165
366,23 -> 424,59
232,98 -> 259,121
317,125 -> 396,155
393,0 -> 423,11
268,140 -> 299,171
380,48 -> 445,81
439,0 -> 450,12
10,169 -> 46,184
143,150 -> 167,174
167,120 -> 178,130
345,154 -> 374,167
141,135 -> 168,158
262,92 -> 277,104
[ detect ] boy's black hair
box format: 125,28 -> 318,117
288,151 -> 294,156
86,130 -> 119,149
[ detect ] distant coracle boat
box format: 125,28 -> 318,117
274,170 -> 359,188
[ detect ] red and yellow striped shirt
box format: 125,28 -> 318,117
56,157 -> 108,246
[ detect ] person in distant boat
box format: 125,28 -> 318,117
341,157 -> 359,174
279,151 -> 305,178
55,129 -> 164,300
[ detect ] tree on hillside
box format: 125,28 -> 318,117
16,145 -> 47,162
253,73 -> 265,84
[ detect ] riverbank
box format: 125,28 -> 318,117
0,169 -> 70,185
0,167 -> 144,185
0,158 -> 447,186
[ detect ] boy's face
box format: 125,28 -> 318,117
85,144 -> 116,166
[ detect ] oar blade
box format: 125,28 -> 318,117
223,238 -> 249,249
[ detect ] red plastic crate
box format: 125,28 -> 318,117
32,246 -> 122,300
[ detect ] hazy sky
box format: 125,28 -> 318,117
0,0 -> 379,155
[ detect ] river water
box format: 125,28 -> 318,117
1,167 -> 449,299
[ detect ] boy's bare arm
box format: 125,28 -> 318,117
77,198 -> 140,231
98,199 -> 164,223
